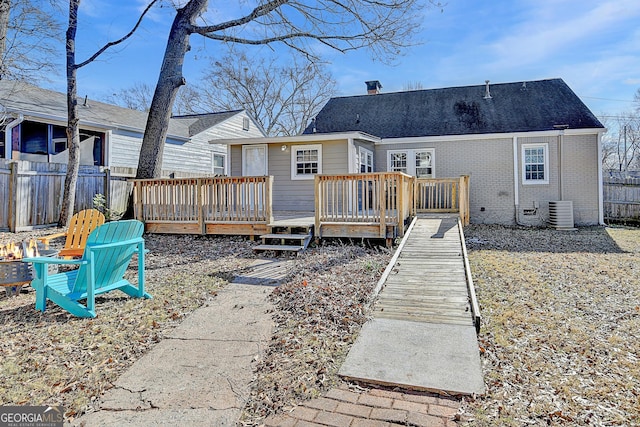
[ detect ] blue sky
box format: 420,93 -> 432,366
59,0 -> 640,120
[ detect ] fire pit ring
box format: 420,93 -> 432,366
1,243 -> 59,297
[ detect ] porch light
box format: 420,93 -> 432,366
281,145 -> 287,152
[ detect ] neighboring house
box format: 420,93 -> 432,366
216,78 -> 606,226
0,80 -> 265,175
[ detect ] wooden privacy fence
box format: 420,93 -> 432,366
132,176 -> 273,236
603,176 -> 640,223
0,160 -> 107,231
314,172 -> 415,240
415,176 -> 470,225
0,160 -> 216,232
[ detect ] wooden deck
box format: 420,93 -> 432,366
132,174 -> 469,241
269,211 -> 315,228
373,214 -> 480,329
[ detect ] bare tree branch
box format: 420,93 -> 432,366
135,0 -> 443,179
60,0 -> 159,226
0,0 -> 62,82
75,0 -> 159,69
194,50 -> 336,136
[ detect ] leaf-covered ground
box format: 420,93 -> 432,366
240,242 -> 392,425
463,225 -> 640,426
3,225 -> 639,426
0,232 -> 256,420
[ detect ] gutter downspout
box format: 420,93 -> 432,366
513,136 -> 523,225
558,131 -> 564,201
5,114 -> 24,159
597,130 -> 604,225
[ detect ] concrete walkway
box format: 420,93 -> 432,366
74,259 -> 288,426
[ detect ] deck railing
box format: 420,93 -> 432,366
415,176 -> 470,225
132,176 -> 273,235
314,172 -> 414,239
132,173 -> 469,238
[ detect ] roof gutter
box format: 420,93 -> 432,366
211,131 -> 381,146
377,128 -> 605,145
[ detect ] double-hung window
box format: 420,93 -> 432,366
522,143 -> 548,184
359,147 -> 373,173
387,149 -> 434,177
291,144 -> 322,180
415,150 -> 433,178
389,151 -> 408,173
212,153 -> 226,175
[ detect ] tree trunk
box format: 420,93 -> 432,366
59,0 -> 81,227
0,0 -> 10,79
135,0 -> 207,179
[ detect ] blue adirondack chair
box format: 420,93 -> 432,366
24,220 -> 151,318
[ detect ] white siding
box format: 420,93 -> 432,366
108,112 -> 264,174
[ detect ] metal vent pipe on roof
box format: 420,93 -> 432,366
484,80 -> 492,99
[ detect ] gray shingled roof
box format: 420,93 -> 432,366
173,111 -> 244,136
0,80 -> 243,139
304,78 -> 604,138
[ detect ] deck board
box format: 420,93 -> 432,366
373,218 -> 472,325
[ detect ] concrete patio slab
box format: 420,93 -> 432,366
339,318 -> 485,396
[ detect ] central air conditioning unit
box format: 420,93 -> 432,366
548,201 -> 575,230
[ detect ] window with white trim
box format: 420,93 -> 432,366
389,151 -> 408,173
212,153 -> 226,175
291,144 -> 322,180
415,150 -> 433,178
522,143 -> 548,184
387,149 -> 434,177
359,147 -> 373,173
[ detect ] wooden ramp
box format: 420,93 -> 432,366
339,215 -> 485,395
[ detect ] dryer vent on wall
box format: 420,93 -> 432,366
548,201 -> 575,230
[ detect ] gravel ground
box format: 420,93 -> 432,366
2,224 -> 638,426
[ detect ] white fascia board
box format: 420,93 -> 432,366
16,110 -> 108,130
375,128 -> 605,145
211,131 -> 381,145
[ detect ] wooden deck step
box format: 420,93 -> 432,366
256,230 -> 313,253
253,244 -> 304,253
260,233 -> 310,240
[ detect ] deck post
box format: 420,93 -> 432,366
314,175 -> 321,238
266,175 -> 274,226
197,178 -> 205,235
379,174 -> 386,238
397,174 -> 405,237
458,175 -> 470,226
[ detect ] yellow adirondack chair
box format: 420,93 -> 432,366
38,209 -> 106,258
